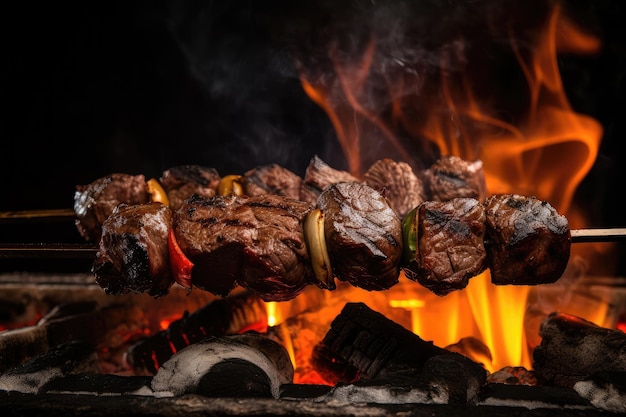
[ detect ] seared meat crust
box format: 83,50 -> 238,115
92,202 -> 173,297
403,198 -> 487,296
173,194 -> 314,301
74,173 -> 151,242
159,165 -> 221,210
242,163 -> 303,199
363,158 -> 426,218
423,155 -> 488,202
300,155 -> 359,204
317,182 -> 403,291
484,194 -> 571,285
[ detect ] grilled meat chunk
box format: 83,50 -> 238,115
241,163 -> 303,199
74,173 -> 151,242
483,194 -> 570,285
159,165 -> 221,210
92,202 -> 174,297
317,182 -> 403,291
423,155 -> 488,202
363,158 -> 426,218
173,194 -> 315,302
300,155 -> 359,204
403,198 -> 487,296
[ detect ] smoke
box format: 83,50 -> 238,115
157,0 -> 340,176
159,0 -> 547,174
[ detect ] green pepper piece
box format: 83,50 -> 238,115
401,206 -> 418,266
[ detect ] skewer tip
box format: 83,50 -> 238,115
571,228 -> 626,243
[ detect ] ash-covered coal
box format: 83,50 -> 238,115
573,371 -> 626,413
1,300 -> 625,416
151,333 -> 293,399
0,341 -> 99,394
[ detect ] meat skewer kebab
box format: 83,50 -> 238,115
67,155 -> 622,301
90,182 -> 575,301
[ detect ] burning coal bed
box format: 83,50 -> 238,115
0,274 -> 625,417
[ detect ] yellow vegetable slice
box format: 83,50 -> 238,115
217,175 -> 244,196
147,178 -> 170,206
303,208 -> 335,290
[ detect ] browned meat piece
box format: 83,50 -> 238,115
299,155 -> 359,204
363,158 -> 426,218
92,202 -> 174,298
423,155 -> 488,202
317,182 -> 402,291
483,194 -> 570,285
403,198 -> 487,296
159,165 -> 221,210
241,163 -> 302,199
174,194 -> 315,301
74,173 -> 151,242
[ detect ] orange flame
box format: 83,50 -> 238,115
295,1 -> 608,374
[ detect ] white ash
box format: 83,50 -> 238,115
574,372 -> 626,413
131,385 -> 156,396
0,326 -> 48,374
476,384 -> 595,411
151,334 -> 293,399
0,341 -> 99,394
0,367 -> 64,394
419,352 -> 487,404
478,397 -> 593,411
316,381 -> 448,405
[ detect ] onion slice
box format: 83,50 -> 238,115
303,208 -> 335,290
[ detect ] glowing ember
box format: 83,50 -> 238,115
266,302 -> 279,327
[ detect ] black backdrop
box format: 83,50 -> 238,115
1,0 -> 625,272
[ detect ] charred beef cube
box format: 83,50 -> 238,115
74,173 -> 151,242
363,158 -> 426,218
423,155 -> 488,202
241,163 -> 303,199
483,194 -> 571,285
316,182 -> 403,291
159,165 -> 221,210
299,155 -> 359,204
403,198 -> 487,296
174,194 -> 315,302
92,202 -> 174,298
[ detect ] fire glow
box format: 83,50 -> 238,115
276,0 -> 611,377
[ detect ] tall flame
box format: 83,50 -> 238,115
298,1 -> 604,372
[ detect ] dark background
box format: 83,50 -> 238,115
1,0 -> 625,272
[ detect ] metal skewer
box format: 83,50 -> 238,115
0,229 -> 623,260
0,208 -> 76,223
0,243 -> 98,259
0,207 -> 624,258
570,228 -> 626,243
